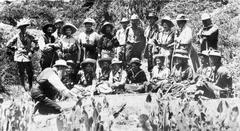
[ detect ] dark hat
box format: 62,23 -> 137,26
146,12 -> 158,21
61,23 -> 78,35
101,22 -> 114,34
81,58 -> 96,67
161,16 -> 174,27
42,23 -> 56,34
130,58 -> 141,66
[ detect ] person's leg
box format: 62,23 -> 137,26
126,44 -> 133,63
25,62 -> 33,90
17,62 -> 26,91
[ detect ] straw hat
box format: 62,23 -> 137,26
83,18 -> 96,25
120,17 -> 129,23
130,14 -> 140,20
111,58 -> 122,66
61,23 -> 78,35
176,14 -> 189,21
146,12 -> 158,21
53,59 -> 68,68
42,23 -> 56,34
130,58 -> 141,66
173,49 -> 189,59
161,16 -> 174,27
101,22 -> 114,34
201,13 -> 211,21
54,19 -> 64,25
153,54 -> 165,61
98,54 -> 112,65
209,50 -> 222,57
16,18 -> 31,29
81,58 -> 96,67
198,50 -> 209,56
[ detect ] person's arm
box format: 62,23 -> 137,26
76,39 -> 81,64
113,70 -> 127,87
202,25 -> 218,36
179,27 -> 193,45
38,36 -> 46,51
6,35 -> 18,49
108,71 -> 113,85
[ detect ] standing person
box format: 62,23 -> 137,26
108,58 -> 127,94
59,23 -> 80,83
98,22 -> 119,58
6,18 -> 38,91
78,18 -> 99,60
115,18 -> 129,61
155,16 -> 175,69
53,19 -> 64,39
126,14 -> 146,62
31,59 -> 76,115
143,12 -> 160,73
39,23 -> 60,70
174,14 -> 199,72
198,13 -> 219,51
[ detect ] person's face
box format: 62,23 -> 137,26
163,22 -> 170,31
149,17 -> 156,25
46,26 -> 54,34
65,28 -> 72,36
177,20 -> 186,29
131,19 -> 139,26
19,26 -> 27,33
57,66 -> 67,79
84,23 -> 93,31
102,61 -> 110,69
200,55 -> 209,66
85,64 -> 93,72
175,57 -> 183,65
121,22 -> 128,29
209,56 -> 220,66
105,26 -> 112,34
156,58 -> 164,67
131,63 -> 139,71
112,64 -> 120,71
202,19 -> 212,28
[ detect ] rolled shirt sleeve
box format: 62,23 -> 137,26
48,73 -> 68,92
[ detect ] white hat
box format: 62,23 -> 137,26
62,23 -> 78,35
111,58 -> 122,65
209,50 -> 222,57
131,14 -> 140,20
83,18 -> 96,24
16,18 -> 30,29
55,19 -> 64,24
176,14 -> 189,21
201,13 -> 211,21
53,59 -> 68,68
120,17 -> 129,23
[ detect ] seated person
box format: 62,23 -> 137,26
95,55 -> 112,94
108,58 -> 127,94
143,54 -> 170,92
125,58 -> 147,92
71,58 -> 97,96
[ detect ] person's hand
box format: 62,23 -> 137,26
28,52 -> 33,58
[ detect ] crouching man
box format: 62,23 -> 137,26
31,59 -> 77,115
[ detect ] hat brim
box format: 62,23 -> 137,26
42,24 -> 56,34
17,23 -> 30,29
120,20 -> 130,24
161,19 -> 174,27
176,18 -> 189,21
111,62 -> 122,66
62,25 -> 77,35
53,64 -> 69,68
130,61 -> 141,66
173,54 -> 189,59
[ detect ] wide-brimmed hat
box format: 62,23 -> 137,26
198,50 -> 209,56
201,13 -> 211,21
42,23 -> 56,34
209,50 -> 222,57
130,58 -> 141,66
101,22 -> 114,34
16,18 -> 31,29
83,18 -> 96,25
176,14 -> 189,21
53,59 -> 68,68
98,54 -> 112,65
61,23 -> 78,35
161,16 -> 174,27
131,14 -> 140,20
66,60 -> 74,67
81,58 -> 96,67
54,19 -> 64,25
146,12 -> 158,21
111,58 -> 122,66
120,17 -> 129,24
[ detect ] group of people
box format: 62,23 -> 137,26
6,12 -> 232,114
